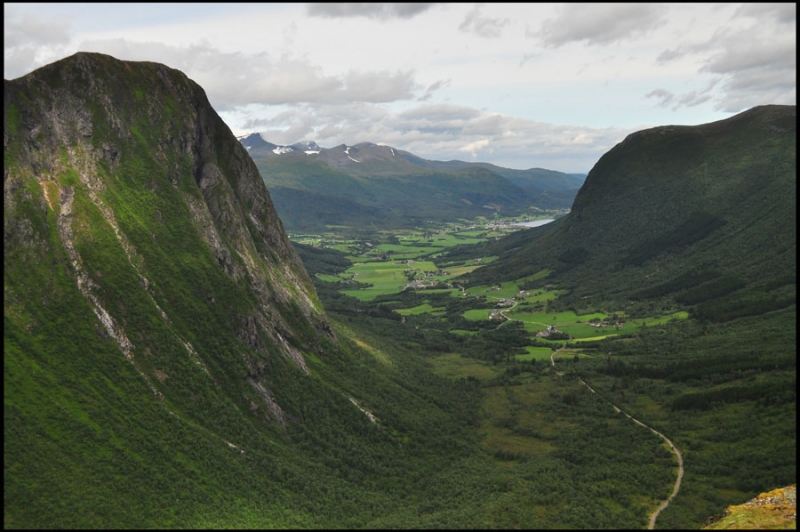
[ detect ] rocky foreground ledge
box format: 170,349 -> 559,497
704,485 -> 796,530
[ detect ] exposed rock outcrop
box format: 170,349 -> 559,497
704,485 -> 796,530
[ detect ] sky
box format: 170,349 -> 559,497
4,3 -> 796,173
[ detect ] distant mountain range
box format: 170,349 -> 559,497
237,134 -> 323,156
238,134 -> 586,232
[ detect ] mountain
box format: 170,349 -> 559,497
4,50 -> 332,367
465,105 -> 796,313
239,136 -> 584,232
393,148 -> 586,190
5,52 -> 795,529
5,52 -> 490,528
237,133 -> 321,157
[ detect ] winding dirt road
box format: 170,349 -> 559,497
551,344 -> 684,529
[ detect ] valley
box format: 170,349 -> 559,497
4,53 -> 794,530
290,204 -> 794,528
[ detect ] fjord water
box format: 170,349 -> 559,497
513,218 -> 555,228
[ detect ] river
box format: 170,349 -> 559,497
512,219 -> 555,228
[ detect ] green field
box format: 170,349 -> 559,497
514,346 -> 554,361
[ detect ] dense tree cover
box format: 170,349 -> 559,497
297,209 -> 795,528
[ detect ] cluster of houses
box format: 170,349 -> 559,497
404,279 -> 452,291
489,309 -> 508,322
588,319 -> 625,329
536,325 -> 567,339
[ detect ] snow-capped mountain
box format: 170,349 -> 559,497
237,133 -> 321,157
238,134 -> 586,191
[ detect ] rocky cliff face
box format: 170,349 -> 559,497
4,52 -> 331,424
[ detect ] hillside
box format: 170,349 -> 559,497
447,105 -> 796,527
3,53 -> 486,528
4,50 -> 327,525
704,485 -> 796,529
240,135 -> 584,232
464,105 -> 796,313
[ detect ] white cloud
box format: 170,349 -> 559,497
4,3 -> 795,172
306,3 -> 436,20
459,138 -> 490,158
459,5 -> 509,39
73,39 -> 425,109
735,3 -> 796,25
531,3 -> 668,47
648,6 -> 796,113
3,4 -> 72,78
236,101 -> 632,173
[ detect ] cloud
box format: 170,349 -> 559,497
646,79 -> 721,111
3,5 -> 72,79
459,5 -> 509,39
4,6 -> 70,48
735,3 -> 797,25
418,79 -> 451,101
701,37 -> 795,76
240,101 -> 632,172
531,3 -> 668,47
646,89 -> 674,108
655,47 -> 686,64
73,39 -> 424,109
338,69 -> 421,103
646,4 -> 795,113
459,138 -> 490,158
306,3 -> 436,20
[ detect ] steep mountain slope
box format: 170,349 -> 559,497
466,105 -> 796,313
241,136 -> 583,231
4,53 -> 489,528
4,52 -> 617,531
4,49 -> 332,377
3,51 -> 336,523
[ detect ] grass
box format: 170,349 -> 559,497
704,485 -> 797,530
466,282 -> 521,300
514,346 -> 554,361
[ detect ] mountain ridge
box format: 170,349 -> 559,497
463,104 -> 796,312
4,50 -> 340,456
240,135 -> 584,232
239,132 -> 586,188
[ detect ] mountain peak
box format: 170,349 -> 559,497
5,51 -> 332,412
